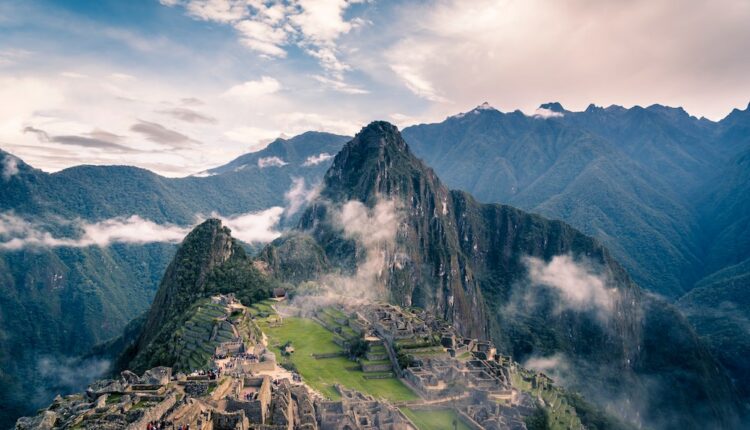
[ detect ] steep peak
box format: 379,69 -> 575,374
137,218 -> 242,349
539,101 -> 565,112
320,120 -> 443,204
476,101 -> 496,111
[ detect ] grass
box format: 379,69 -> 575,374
259,317 -> 418,402
401,408 -> 471,430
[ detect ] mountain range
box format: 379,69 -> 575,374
0,102 -> 748,428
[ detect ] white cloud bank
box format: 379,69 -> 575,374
214,207 -> 284,244
525,255 -> 618,315
0,207 -> 285,251
531,108 -> 564,119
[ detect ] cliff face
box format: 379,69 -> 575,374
266,121 -> 741,429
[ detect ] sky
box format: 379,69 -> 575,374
1,0 -> 749,176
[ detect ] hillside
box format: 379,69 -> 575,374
263,121 -> 743,429
0,132 -> 348,428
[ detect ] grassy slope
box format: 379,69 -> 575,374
401,408 -> 471,430
259,316 -> 417,402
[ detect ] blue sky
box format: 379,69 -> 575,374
1,0 -> 749,175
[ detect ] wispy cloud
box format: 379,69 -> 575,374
160,0 -> 363,81
1,154 -> 19,181
24,126 -> 136,152
302,152 -> 334,166
222,76 -> 282,99
257,156 -> 288,168
130,120 -> 196,148
532,107 -> 564,119
157,107 -> 217,124
525,255 -> 618,318
284,177 -> 320,216
213,207 -> 284,244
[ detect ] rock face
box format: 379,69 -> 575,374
265,121 -> 742,429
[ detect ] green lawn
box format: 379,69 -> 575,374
259,317 -> 418,402
401,408 -> 471,430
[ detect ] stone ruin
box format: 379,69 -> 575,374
17,366 -> 176,430
317,386 -> 410,430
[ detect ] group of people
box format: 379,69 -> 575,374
145,420 -> 191,430
145,420 -> 172,429
190,368 -> 220,380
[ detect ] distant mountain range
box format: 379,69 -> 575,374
0,102 -> 748,427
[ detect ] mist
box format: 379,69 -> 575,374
525,254 -> 618,321
289,198 -> 403,311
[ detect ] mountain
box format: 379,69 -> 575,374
263,121 -> 742,429
400,103 -> 719,298
0,132 -> 348,428
121,218 -> 278,373
399,103 -> 750,412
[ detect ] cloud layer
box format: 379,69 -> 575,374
0,208 -> 285,251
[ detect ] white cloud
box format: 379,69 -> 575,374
0,207 -> 287,250
185,0 -> 248,23
306,198 -> 403,303
390,64 -> 447,102
302,152 -> 334,166
284,177 -> 320,215
525,255 -> 617,315
223,76 -> 282,99
2,155 -> 19,181
234,19 -> 290,57
339,199 -> 400,249
214,207 -> 284,243
0,213 -> 190,250
257,156 -> 288,168
532,108 -> 564,119
162,0 -> 363,79
312,74 -> 368,94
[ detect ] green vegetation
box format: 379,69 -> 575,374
401,408 -> 470,430
259,317 -> 417,402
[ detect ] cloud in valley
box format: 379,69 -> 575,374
213,207 -> 284,244
284,177 -> 320,216
525,255 -> 618,317
315,199 -> 403,302
302,152 -> 334,167
2,155 -> 19,181
0,206 -> 288,250
531,108 -> 564,119
257,156 -> 288,168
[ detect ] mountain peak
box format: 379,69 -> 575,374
318,120 -> 449,208
449,102 -> 499,119
539,101 -> 565,112
137,218 -> 242,350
